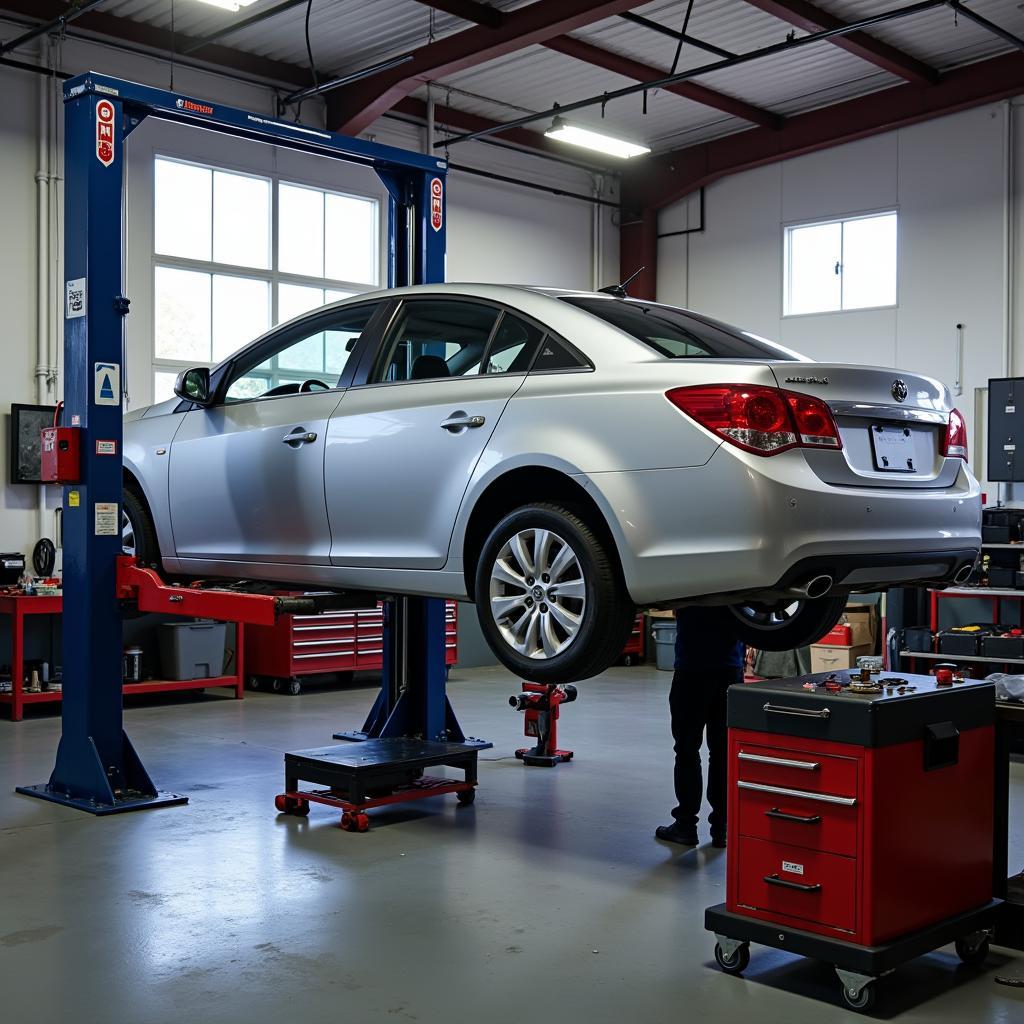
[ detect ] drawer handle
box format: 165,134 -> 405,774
765,807 -> 822,825
739,752 -> 820,771
764,703 -> 830,720
764,874 -> 822,894
738,781 -> 856,807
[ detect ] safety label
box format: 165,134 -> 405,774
66,278 -> 86,318
782,860 -> 804,876
95,502 -> 118,536
96,98 -> 115,167
94,362 -> 120,407
96,440 -> 117,456
430,177 -> 443,232
68,491 -> 80,508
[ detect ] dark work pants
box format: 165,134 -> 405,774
669,666 -> 744,833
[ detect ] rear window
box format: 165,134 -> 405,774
562,296 -> 806,362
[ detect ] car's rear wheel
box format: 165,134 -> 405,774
475,503 -> 635,683
726,595 -> 846,651
122,488 -> 159,566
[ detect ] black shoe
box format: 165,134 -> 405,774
655,823 -> 698,846
710,832 -> 727,849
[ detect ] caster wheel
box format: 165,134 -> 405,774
288,679 -> 302,696
293,800 -> 310,817
955,935 -> 990,967
457,788 -> 476,805
354,813 -> 370,832
714,942 -> 750,976
623,654 -> 635,667
274,794 -> 288,813
840,983 -> 875,1012
248,676 -> 261,691
271,678 -> 284,693
340,812 -> 355,831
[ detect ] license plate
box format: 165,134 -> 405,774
870,424 -> 916,472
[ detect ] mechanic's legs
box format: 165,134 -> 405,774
706,669 -> 742,844
670,669 -> 708,832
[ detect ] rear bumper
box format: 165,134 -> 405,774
583,446 -> 981,606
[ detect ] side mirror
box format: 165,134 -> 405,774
174,367 -> 212,406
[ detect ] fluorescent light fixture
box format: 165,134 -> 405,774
194,0 -> 258,11
544,117 -> 650,159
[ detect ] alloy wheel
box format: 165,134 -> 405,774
488,528 -> 586,659
122,510 -> 136,558
732,599 -> 803,631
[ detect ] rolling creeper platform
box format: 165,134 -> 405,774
276,739 -> 479,832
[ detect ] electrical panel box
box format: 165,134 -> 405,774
40,426 -> 81,484
988,377 -> 1024,481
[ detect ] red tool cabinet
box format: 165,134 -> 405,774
708,671 -> 999,1011
245,600 -> 458,683
725,675 -> 994,945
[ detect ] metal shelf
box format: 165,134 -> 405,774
982,543 -> 1022,550
900,649 -> 1024,665
939,587 -> 1024,598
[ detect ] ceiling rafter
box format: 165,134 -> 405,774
410,1 -> 503,30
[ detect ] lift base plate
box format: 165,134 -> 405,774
16,783 -> 187,816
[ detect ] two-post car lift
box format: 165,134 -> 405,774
17,72 -> 489,819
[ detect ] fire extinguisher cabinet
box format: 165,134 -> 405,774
705,671 -> 1002,1013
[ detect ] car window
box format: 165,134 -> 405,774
482,314 -> 545,374
225,303 -> 380,402
532,335 -> 588,372
373,299 -> 500,383
561,296 -> 806,361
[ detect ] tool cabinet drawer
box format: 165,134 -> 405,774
737,782 -> 859,857
735,743 -> 859,799
734,836 -> 857,934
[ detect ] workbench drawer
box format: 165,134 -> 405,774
735,836 -> 857,934
737,782 -> 859,857
735,743 -> 859,799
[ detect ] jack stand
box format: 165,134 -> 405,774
509,682 -> 577,766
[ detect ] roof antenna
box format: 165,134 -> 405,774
599,266 -> 645,298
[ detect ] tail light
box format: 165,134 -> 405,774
942,408 -> 968,460
666,384 -> 842,456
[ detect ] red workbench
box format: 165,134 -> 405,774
0,593 -> 245,721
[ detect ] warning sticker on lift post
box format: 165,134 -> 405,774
94,362 -> 120,407
96,99 -> 115,167
95,502 -> 118,536
430,177 -> 443,232
96,440 -> 117,456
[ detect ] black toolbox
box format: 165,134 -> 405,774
981,634 -> 1024,660
938,626 -> 996,657
902,626 -> 935,653
989,567 -> 1018,589
984,526 -> 1012,544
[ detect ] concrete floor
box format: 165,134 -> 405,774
1,664 -> 1022,1024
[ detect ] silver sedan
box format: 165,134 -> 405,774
123,284 -> 981,681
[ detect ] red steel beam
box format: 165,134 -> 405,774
544,35 -> 782,130
744,0 -> 938,85
622,51 -> 1024,214
411,0 -> 503,29
326,0 -> 645,135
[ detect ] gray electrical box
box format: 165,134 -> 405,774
988,377 -> 1024,482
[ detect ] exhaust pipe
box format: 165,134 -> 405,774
953,564 -> 974,586
787,574 -> 834,600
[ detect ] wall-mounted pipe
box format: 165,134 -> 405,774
35,40 -> 50,545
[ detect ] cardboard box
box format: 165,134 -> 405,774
810,643 -> 872,674
841,604 -> 878,651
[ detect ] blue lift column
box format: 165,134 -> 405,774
17,85 -> 184,813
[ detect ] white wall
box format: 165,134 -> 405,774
657,102 -> 1021,492
0,19 -> 617,555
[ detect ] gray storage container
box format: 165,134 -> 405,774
158,620 -> 227,680
651,620 -> 677,671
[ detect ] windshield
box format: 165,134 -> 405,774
562,296 -> 807,362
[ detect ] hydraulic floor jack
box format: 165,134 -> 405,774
509,682 -> 578,766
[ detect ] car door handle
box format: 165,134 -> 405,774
282,428 -> 317,446
440,412 -> 486,432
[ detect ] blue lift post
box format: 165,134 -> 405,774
17,72 -> 484,816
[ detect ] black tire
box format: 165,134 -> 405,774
122,488 -> 159,566
714,942 -> 750,975
287,679 -> 302,696
840,982 -> 875,1012
955,934 -> 990,967
726,596 -> 847,652
474,503 -> 635,683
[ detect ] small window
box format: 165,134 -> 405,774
484,315 -> 545,374
374,300 -> 500,383
784,211 -> 897,316
225,303 -> 380,402
532,336 -> 585,372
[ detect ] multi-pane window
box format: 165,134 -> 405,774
152,156 -> 380,401
783,211 -> 897,316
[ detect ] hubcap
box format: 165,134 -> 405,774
121,510 -> 136,558
489,528 -> 586,660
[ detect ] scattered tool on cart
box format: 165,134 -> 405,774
509,682 -> 577,766
706,670 -> 1000,1013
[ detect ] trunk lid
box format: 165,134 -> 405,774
769,363 -> 958,489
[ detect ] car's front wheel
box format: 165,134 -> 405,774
475,503 -> 635,683
726,595 -> 847,652
122,488 -> 159,566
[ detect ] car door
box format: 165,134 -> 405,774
325,299 -> 545,569
167,301 -> 386,566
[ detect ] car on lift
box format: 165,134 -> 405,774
122,284 -> 981,682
